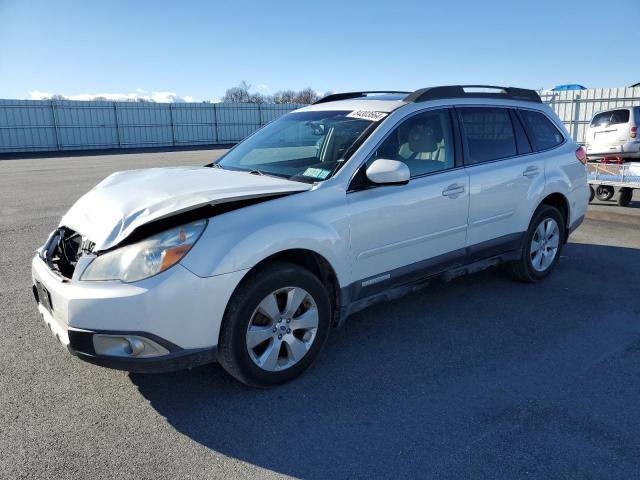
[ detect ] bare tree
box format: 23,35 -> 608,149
272,90 -> 296,104
222,81 -> 252,103
249,92 -> 266,103
294,88 -> 319,104
221,82 -> 320,104
50,94 -> 66,100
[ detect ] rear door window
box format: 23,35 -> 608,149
458,107 -> 517,164
519,110 -> 564,151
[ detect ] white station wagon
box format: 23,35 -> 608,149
32,86 -> 589,386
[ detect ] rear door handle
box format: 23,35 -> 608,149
442,184 -> 465,197
523,166 -> 540,178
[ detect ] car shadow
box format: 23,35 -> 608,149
130,243 -> 640,479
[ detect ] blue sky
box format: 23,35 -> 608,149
0,0 -> 637,101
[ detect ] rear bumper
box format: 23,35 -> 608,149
586,141 -> 640,158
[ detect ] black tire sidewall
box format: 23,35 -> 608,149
220,262 -> 331,387
595,185 -> 614,201
618,188 -> 633,207
521,206 -> 565,281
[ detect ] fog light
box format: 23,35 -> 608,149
93,334 -> 170,358
124,337 -> 145,356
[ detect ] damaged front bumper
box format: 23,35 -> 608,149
31,253 -> 247,373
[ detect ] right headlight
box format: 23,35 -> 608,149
80,219 -> 207,283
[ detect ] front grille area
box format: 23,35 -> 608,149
42,227 -> 94,279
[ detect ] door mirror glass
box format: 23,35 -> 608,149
365,159 -> 410,185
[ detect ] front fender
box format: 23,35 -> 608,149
181,188 -> 351,287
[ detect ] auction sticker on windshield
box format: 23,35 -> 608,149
302,167 -> 331,180
346,110 -> 388,122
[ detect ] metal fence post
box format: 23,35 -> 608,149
169,103 -> 176,146
572,94 -> 582,142
113,102 -> 121,147
213,103 -> 219,144
258,104 -> 263,127
51,100 -> 62,151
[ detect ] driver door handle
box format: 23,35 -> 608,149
442,184 -> 465,197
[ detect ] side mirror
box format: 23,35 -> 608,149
366,159 -> 410,185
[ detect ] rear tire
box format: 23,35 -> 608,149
595,185 -> 615,201
507,205 -> 565,283
618,188 -> 633,207
217,261 -> 331,387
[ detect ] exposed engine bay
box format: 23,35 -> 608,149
42,227 -> 95,279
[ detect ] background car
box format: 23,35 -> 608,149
585,106 -> 640,160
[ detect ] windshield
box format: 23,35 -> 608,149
215,110 -> 380,182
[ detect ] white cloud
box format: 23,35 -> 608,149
29,90 -> 53,100
256,84 -> 269,91
28,89 -> 195,103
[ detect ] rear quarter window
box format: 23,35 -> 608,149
519,110 -> 564,151
609,109 -> 630,125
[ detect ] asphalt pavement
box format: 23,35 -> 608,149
1,149 -> 639,479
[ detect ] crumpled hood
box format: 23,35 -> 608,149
60,166 -> 311,251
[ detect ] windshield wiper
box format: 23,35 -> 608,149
248,169 -> 264,176
210,162 -> 224,169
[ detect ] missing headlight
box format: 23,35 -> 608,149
43,227 -> 95,279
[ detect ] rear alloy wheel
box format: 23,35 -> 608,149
218,261 -> 331,387
529,218 -> 561,273
507,205 -> 565,283
595,185 -> 615,201
617,188 -> 633,207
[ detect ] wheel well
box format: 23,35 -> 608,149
251,249 -> 340,315
539,192 -> 569,231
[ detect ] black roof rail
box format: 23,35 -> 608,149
313,91 -> 411,104
404,85 -> 542,104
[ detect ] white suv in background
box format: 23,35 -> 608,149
586,106 -> 640,159
32,86 -> 589,387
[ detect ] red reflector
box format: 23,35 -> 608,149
631,126 -> 637,138
575,146 -> 587,164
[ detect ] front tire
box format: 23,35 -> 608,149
507,205 -> 565,283
217,261 -> 331,387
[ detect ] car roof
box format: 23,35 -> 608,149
298,86 -> 544,114
297,98 -> 407,113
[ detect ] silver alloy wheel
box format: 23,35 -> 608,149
245,287 -> 319,372
530,218 -> 560,272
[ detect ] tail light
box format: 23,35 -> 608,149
631,126 -> 637,138
575,146 -> 587,164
